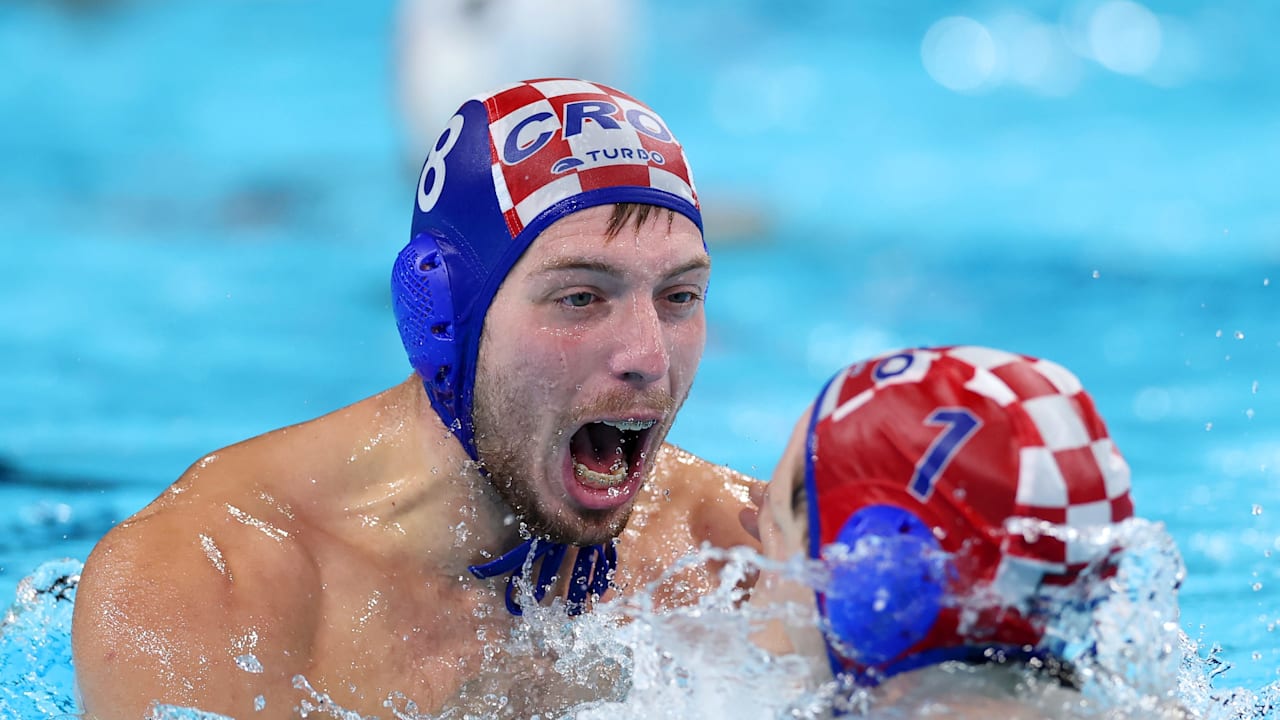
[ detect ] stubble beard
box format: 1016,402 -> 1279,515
471,371 -> 648,547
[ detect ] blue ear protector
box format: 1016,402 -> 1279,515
822,505 -> 950,669
392,230 -> 462,433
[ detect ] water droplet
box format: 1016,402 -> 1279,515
1205,422 -> 1214,432
255,695 -> 266,711
1215,329 -> 1223,338
1253,582 -> 1264,592
1091,269 -> 1101,279
1253,505 -> 1264,516
1254,381 -> 1261,394
1254,652 -> 1264,661
235,653 -> 264,674
1247,408 -> 1256,420
1266,278 -> 1272,287
1235,331 -> 1246,340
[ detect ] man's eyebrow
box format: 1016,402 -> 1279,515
664,256 -> 712,279
535,258 -> 618,276
534,256 -> 712,279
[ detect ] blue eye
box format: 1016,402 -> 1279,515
562,292 -> 595,308
667,290 -> 703,305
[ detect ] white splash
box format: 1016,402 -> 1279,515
4,523 -> 1279,719
235,653 -> 264,674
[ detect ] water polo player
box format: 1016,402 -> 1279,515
74,78 -> 759,720
751,345 -> 1186,715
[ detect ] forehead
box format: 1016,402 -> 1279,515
516,204 -> 706,271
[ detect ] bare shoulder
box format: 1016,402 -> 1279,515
73,463 -> 320,720
650,443 -> 760,505
615,444 -> 763,604
648,443 -> 763,550
653,443 -> 758,490
71,386 -> 420,718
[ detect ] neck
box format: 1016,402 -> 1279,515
399,381 -> 619,615
420,394 -> 540,571
333,378 -> 528,574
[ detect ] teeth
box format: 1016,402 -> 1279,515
574,460 -> 628,489
602,419 -> 656,432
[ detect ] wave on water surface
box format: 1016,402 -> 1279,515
2,521 -> 1278,719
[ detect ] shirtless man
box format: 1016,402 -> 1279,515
748,345 -> 1188,717
73,78 -> 758,719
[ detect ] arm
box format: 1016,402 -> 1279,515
73,507 -> 317,720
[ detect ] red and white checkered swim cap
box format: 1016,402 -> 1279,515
803,346 -> 1135,681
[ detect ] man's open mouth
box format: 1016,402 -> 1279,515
569,419 -> 656,490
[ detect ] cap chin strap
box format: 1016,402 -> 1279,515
468,537 -> 618,616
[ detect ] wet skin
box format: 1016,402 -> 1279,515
470,204 -> 711,545
72,206 -> 761,720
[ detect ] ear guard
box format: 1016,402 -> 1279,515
822,504 -> 949,667
392,230 -> 461,421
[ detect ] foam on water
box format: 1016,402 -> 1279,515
3,521 -> 1278,718
0,559 -> 81,719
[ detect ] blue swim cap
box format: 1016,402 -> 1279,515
391,78 -> 703,459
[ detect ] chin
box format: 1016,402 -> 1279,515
474,386 -> 677,546
477,453 -> 634,546
522,493 -> 634,547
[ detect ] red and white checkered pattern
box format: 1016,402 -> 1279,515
478,78 -> 698,239
941,346 -> 1134,574
809,345 -> 1136,672
813,345 -> 1133,577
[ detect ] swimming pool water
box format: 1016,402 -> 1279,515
3,0 -> 1279,712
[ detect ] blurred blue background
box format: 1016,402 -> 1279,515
1,0 -> 1277,694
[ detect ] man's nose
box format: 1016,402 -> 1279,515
608,296 -> 670,385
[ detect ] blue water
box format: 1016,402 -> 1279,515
2,0 -> 1279,714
